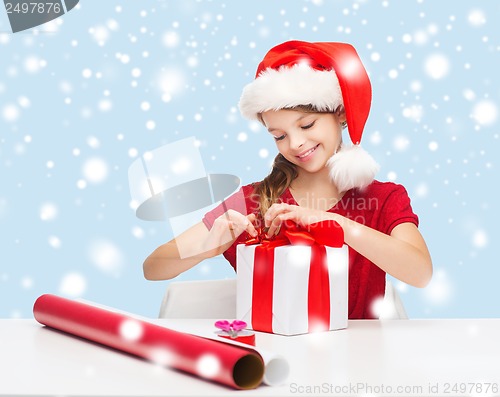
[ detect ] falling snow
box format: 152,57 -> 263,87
196,354 -> 221,379
39,202 -> 58,221
1,1 -> 499,320
424,270 -> 453,306
119,319 -> 144,342
424,54 -> 450,80
82,157 -> 109,184
472,100 -> 498,126
59,272 -> 87,297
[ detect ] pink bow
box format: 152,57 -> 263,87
214,320 -> 247,338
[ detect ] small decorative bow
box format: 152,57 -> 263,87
243,226 -> 276,245
214,320 -> 247,338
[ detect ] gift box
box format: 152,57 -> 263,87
236,221 -> 348,336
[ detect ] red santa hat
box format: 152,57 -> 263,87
238,40 -> 379,192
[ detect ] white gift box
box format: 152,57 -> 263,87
236,244 -> 349,336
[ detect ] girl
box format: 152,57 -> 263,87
143,40 -> 432,319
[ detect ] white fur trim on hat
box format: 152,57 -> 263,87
327,144 -> 380,192
238,63 -> 343,120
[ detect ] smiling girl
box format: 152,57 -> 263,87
143,40 -> 432,319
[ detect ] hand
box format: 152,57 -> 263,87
202,210 -> 257,254
264,203 -> 334,237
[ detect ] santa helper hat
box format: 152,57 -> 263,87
239,40 -> 379,192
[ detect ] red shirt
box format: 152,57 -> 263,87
203,180 -> 418,319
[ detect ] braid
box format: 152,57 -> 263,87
255,153 -> 298,220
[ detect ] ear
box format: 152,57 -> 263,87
336,106 -> 346,125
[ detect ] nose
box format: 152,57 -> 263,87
288,131 -> 306,150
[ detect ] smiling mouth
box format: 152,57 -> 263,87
297,144 -> 320,159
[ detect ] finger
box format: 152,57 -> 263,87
267,214 -> 285,237
245,222 -> 258,237
225,221 -> 238,241
212,216 -> 231,231
268,209 -> 310,235
245,213 -> 258,236
214,213 -> 247,238
205,219 -> 235,250
263,204 -> 278,227
228,213 -> 256,239
228,209 -> 250,226
264,203 -> 289,227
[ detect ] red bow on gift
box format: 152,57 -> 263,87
244,220 -> 344,333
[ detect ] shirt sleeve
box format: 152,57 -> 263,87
202,184 -> 256,230
379,184 -> 419,235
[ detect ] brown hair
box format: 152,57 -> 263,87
254,104 -> 345,219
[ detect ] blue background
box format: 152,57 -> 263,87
1,0 -> 498,319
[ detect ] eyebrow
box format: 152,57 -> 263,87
266,113 -> 313,133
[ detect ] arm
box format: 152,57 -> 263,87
264,203 -> 432,288
143,211 -> 257,281
330,214 -> 432,288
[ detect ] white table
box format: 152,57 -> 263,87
1,319 -> 499,396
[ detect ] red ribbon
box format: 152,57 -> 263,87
245,220 -> 344,333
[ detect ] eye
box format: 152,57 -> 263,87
301,120 -> 316,130
274,134 -> 286,141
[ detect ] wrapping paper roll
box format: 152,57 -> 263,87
74,298 -> 290,387
33,294 -> 264,390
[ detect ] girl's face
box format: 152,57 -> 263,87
261,108 -> 345,175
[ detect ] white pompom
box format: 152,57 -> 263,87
327,145 -> 380,192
